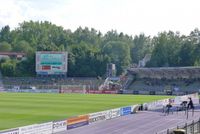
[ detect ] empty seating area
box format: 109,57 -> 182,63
128,67 -> 200,79
128,78 -> 200,92
2,77 -> 104,90
126,67 -> 200,93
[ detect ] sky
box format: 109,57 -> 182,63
0,0 -> 200,36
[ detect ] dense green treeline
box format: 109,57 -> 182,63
0,21 -> 200,77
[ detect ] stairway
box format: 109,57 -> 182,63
122,75 -> 135,90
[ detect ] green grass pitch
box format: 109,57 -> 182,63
0,93 -> 173,130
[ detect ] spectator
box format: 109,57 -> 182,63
187,97 -> 194,109
166,102 -> 172,115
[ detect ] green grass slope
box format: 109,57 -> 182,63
0,93 -> 173,130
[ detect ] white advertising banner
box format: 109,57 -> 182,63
19,122 -> 52,134
146,98 -> 169,110
89,111 -> 107,123
174,93 -> 199,105
0,129 -> 19,134
106,108 -> 121,120
52,120 -> 67,133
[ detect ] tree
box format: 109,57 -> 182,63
0,25 -> 11,43
15,54 -> 35,76
1,59 -> 17,76
194,60 -> 200,66
0,41 -> 12,52
147,31 -> 181,67
68,43 -> 97,77
3,20 -> 200,77
178,41 -> 194,66
13,40 -> 33,54
131,34 -> 152,64
102,41 -> 131,74
73,27 -> 101,48
16,21 -> 71,51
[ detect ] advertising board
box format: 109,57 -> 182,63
67,115 -> 89,130
89,111 -> 107,123
36,51 -> 68,75
174,93 -> 199,105
52,120 -> 67,133
86,90 -> 103,94
86,90 -> 118,94
146,98 -> 169,110
106,108 -> 120,120
60,85 -> 86,94
7,89 -> 59,93
120,106 -> 132,116
0,129 -> 19,134
19,122 -> 52,134
102,90 -> 118,94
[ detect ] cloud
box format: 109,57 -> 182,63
0,0 -> 69,29
0,1 -> 23,28
0,0 -> 200,36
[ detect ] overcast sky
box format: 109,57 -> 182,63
0,0 -> 200,36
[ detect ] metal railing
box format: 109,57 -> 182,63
182,119 -> 200,134
156,118 -> 200,134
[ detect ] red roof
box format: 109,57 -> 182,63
0,52 -> 26,56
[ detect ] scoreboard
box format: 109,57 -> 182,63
36,51 -> 68,75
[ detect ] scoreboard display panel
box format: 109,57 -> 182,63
36,51 -> 68,75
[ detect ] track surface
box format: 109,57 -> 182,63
57,108 -> 200,134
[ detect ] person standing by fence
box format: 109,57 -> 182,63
166,102 -> 172,115
187,97 -> 194,109
187,97 -> 194,118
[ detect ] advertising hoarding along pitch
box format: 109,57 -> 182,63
174,93 -> 199,105
89,111 -> 107,123
52,120 -> 67,133
86,90 -> 118,94
120,106 -> 132,116
19,122 -> 52,134
146,98 -> 169,110
67,115 -> 89,130
60,85 -> 86,94
0,129 -> 19,134
106,108 -> 121,120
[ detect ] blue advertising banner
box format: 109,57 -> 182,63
67,121 -> 89,130
7,89 -> 59,93
120,106 -> 132,116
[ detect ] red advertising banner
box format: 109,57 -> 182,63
42,66 -> 51,70
60,85 -> 86,94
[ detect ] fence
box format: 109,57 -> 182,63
157,118 -> 200,134
180,118 -> 200,134
0,104 -> 140,134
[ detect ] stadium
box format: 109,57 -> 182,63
1,3 -> 200,132
0,50 -> 200,134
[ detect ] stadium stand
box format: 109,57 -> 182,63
2,77 -> 104,90
125,67 -> 200,94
